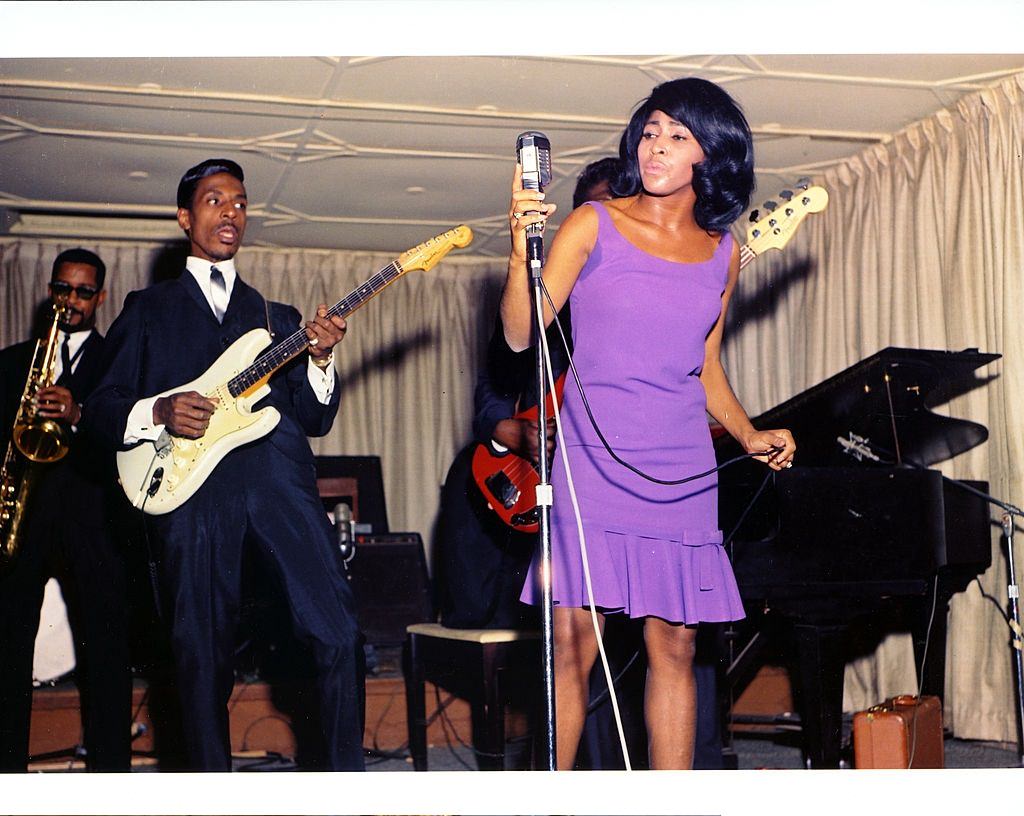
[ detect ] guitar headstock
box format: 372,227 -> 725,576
746,181 -> 829,256
398,225 -> 474,273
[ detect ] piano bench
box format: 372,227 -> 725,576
403,622 -> 541,770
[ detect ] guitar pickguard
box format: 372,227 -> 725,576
117,329 -> 280,514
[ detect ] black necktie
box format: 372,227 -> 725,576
209,266 -> 228,323
56,333 -> 72,385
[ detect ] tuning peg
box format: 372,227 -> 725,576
763,200 -> 778,212
796,177 -> 811,189
749,209 -> 760,222
779,189 -> 794,201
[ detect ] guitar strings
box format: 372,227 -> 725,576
229,261 -> 405,396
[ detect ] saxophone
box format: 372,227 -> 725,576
13,298 -> 72,463
0,298 -> 71,568
0,440 -> 37,567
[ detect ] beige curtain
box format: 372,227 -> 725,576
721,73 -> 1024,742
0,238 -> 509,570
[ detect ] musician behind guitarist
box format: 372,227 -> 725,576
434,159 -> 618,631
82,158 -> 365,771
0,248 -> 132,772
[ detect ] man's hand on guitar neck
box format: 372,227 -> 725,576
493,416 -> 556,465
305,304 -> 347,365
153,391 -> 217,439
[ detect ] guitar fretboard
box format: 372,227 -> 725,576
227,260 -> 405,397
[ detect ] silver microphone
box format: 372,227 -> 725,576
516,131 -> 552,266
334,502 -> 355,562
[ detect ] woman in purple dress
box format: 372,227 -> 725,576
500,78 -> 796,770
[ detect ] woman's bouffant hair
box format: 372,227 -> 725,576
614,77 -> 755,232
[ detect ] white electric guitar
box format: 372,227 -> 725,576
117,225 -> 473,514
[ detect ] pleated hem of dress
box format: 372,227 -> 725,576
521,527 -> 746,625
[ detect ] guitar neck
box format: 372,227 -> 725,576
227,259 -> 406,397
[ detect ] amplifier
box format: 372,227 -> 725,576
347,533 -> 433,646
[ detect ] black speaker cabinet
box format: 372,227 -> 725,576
347,533 -> 433,646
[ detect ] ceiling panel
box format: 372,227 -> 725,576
1,57 -> 341,99
1,54 -> 1022,255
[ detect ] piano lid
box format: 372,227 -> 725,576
717,347 -> 999,468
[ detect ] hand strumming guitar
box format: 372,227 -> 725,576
153,391 -> 217,439
492,416 -> 556,465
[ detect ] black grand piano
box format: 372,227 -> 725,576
715,347 -> 999,768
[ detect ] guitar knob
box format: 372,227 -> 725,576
779,189 -> 794,200
749,209 -> 760,222
763,200 -> 777,212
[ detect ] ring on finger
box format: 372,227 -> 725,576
309,337 -> 319,347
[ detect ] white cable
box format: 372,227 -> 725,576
537,308 -> 633,771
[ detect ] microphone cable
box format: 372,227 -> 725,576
540,279 -> 783,486
533,279 -> 782,771
536,286 -> 633,769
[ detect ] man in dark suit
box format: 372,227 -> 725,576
83,158 -> 364,771
0,248 -> 132,772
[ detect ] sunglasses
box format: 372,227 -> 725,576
51,281 -> 100,300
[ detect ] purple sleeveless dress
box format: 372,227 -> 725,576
520,201 -> 745,623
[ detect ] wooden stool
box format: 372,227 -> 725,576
403,622 -> 541,770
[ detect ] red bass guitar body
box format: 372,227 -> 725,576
470,372 -> 566,534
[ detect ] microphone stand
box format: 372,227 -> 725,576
910,474 -> 1024,766
999,509 -> 1024,767
528,232 -> 557,771
856,433 -> 1024,765
921,475 -> 1024,766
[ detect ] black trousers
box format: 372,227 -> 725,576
0,466 -> 132,773
150,442 -> 365,771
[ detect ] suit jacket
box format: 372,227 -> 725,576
0,329 -> 111,523
82,272 -> 339,472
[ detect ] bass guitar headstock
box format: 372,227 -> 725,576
746,179 -> 829,256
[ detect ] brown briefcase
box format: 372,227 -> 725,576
853,694 -> 944,768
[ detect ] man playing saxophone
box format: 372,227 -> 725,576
0,248 -> 132,772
